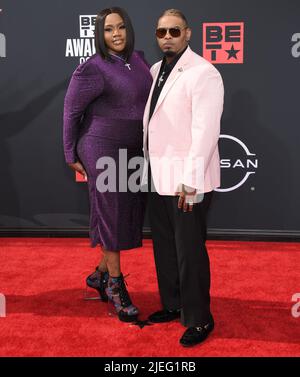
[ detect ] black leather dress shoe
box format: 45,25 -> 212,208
148,309 -> 181,323
180,321 -> 214,347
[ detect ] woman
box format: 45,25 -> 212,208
63,7 -> 152,322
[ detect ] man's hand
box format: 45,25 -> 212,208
68,161 -> 87,181
176,184 -> 197,212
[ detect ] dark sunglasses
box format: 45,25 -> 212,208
155,27 -> 187,39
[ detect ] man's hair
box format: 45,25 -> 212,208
95,7 -> 135,62
158,9 -> 188,27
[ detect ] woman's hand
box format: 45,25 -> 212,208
68,162 -> 87,181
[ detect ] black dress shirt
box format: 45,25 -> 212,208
148,46 -> 188,121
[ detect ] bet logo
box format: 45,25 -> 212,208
203,22 -> 244,64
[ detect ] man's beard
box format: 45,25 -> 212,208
164,50 -> 176,58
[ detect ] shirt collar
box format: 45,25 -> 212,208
162,45 -> 188,72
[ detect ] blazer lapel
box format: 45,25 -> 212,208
151,46 -> 192,118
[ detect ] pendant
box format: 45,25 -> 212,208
158,72 -> 165,87
125,63 -> 131,70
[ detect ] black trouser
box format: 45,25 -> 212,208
148,174 -> 213,328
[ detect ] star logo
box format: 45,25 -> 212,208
225,44 -> 240,60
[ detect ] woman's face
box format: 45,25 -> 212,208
104,13 -> 127,54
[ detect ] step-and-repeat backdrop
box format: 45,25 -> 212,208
0,0 -> 299,238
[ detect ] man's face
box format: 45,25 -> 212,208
156,15 -> 191,57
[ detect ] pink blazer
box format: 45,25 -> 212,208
142,46 -> 224,195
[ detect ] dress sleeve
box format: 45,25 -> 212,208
63,60 -> 104,163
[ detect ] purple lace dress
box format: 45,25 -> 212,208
63,51 -> 152,250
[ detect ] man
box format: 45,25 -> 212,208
143,9 -> 224,347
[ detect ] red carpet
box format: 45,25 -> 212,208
0,238 -> 299,356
